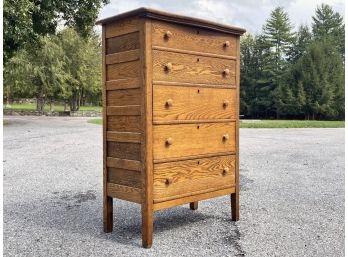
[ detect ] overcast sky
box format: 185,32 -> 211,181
98,0 -> 344,34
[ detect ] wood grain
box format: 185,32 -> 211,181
153,122 -> 236,160
153,85 -> 236,121
153,187 -> 235,211
152,50 -> 236,85
153,155 -> 235,202
108,167 -> 142,188
106,157 -> 142,171
107,131 -> 141,143
106,32 -> 140,54
108,141 -> 141,160
106,88 -> 141,106
106,49 -> 140,65
152,21 -> 237,56
107,115 -> 142,132
106,60 -> 141,81
106,78 -> 141,90
107,105 -> 141,116
105,18 -> 139,38
107,183 -> 142,203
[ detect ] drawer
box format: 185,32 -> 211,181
153,50 -> 236,85
153,85 -> 236,122
153,155 -> 235,202
153,122 -> 235,161
152,21 -> 237,57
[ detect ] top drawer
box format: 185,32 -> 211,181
152,21 -> 237,57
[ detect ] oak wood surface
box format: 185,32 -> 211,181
152,50 -> 236,85
108,167 -> 142,188
106,78 -> 141,90
108,141 -> 141,160
106,32 -> 140,54
106,131 -> 141,143
107,182 -> 142,203
106,105 -> 141,116
107,116 -> 142,132
105,17 -> 139,38
105,49 -> 140,65
153,155 -> 236,202
106,60 -> 141,81
153,85 -> 236,121
152,21 -> 237,56
153,122 -> 236,160
106,157 -> 142,171
106,88 -> 141,106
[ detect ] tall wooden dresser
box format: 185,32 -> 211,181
96,8 -> 245,248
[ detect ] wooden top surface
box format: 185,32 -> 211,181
96,7 -> 246,35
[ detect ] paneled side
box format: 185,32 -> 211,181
104,17 -> 142,203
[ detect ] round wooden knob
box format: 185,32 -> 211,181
164,31 -> 173,39
223,41 -> 230,47
222,167 -> 229,175
164,62 -> 173,72
222,134 -> 229,141
223,69 -> 230,76
166,137 -> 173,146
165,99 -> 173,108
165,178 -> 172,185
223,100 -> 229,108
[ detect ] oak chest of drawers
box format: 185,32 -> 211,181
97,8 -> 245,248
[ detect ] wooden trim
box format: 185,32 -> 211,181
106,78 -> 141,90
96,8 -> 246,36
153,152 -> 235,164
153,185 -> 234,203
153,119 -> 236,125
106,49 -> 140,65
153,80 -> 236,89
106,157 -> 142,171
153,187 -> 235,211
107,183 -> 142,203
152,46 -> 236,60
107,131 -> 141,143
106,105 -> 141,116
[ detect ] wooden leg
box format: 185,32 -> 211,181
141,203 -> 153,248
189,201 -> 198,210
103,196 -> 113,232
231,193 -> 239,221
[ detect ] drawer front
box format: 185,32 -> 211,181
153,122 -> 235,160
152,21 -> 237,57
153,50 -> 236,85
153,85 -> 236,122
153,155 -> 236,202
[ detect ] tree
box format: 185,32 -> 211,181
288,24 -> 312,63
3,0 -> 109,62
312,3 -> 345,59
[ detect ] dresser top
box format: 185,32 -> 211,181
96,7 -> 246,35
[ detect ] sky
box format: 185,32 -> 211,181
98,0 -> 345,34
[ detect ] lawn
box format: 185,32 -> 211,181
4,103 -> 102,112
87,118 -> 344,128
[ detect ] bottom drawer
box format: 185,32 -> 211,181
153,155 -> 235,203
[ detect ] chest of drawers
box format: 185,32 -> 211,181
97,8 -> 245,248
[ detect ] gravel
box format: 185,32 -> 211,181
3,116 -> 344,257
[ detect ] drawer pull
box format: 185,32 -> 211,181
164,30 -> 173,39
222,167 -> 229,175
222,68 -> 230,76
223,41 -> 230,48
164,62 -> 173,72
165,137 -> 174,146
165,99 -> 173,108
165,178 -> 172,185
223,100 -> 229,108
222,134 -> 229,141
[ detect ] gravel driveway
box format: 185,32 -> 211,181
3,116 -> 344,257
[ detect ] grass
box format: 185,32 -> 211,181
4,103 -> 102,112
240,120 -> 344,128
87,118 -> 344,128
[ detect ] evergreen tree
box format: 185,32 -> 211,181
312,3 -> 345,59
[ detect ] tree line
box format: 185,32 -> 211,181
3,0 -> 108,112
240,4 -> 344,120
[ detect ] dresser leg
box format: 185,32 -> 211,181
231,193 -> 239,221
103,196 -> 113,232
141,204 -> 153,248
189,201 -> 198,210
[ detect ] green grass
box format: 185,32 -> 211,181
88,118 -> 103,125
240,120 -> 344,128
4,103 -> 101,112
87,118 -> 344,128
